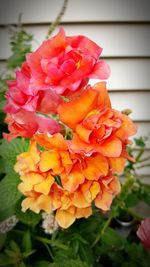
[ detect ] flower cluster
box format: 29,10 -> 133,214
4,28 -> 137,228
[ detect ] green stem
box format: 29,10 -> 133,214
46,0 -> 68,38
137,163 -> 150,169
33,236 -> 68,250
43,243 -> 54,260
91,214 -> 112,248
136,148 -> 145,162
137,156 -> 150,163
12,230 -> 68,250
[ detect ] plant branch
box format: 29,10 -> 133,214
91,213 -> 112,248
46,0 -> 68,38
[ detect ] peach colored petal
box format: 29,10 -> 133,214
34,174 -> 54,195
69,133 -> 93,155
21,172 -> 45,185
96,137 -> 122,157
115,112 -> 137,140
39,151 -> 61,172
76,207 -> 92,219
83,154 -> 108,180
81,180 -> 92,203
90,181 -> 100,200
67,206 -> 76,215
18,182 -> 33,195
72,190 -> 90,208
51,184 -> 62,209
21,197 -> 35,212
32,195 -> 52,213
75,123 -> 92,143
59,150 -> 73,173
14,152 -> 37,174
61,165 -> 85,192
109,157 -> 126,174
60,194 -> 72,210
58,88 -> 98,129
95,191 -> 113,211
109,176 -> 121,195
29,140 -> 40,165
55,209 -> 75,228
34,133 -> 68,150
93,82 -> 111,109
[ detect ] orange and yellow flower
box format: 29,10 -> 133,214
58,82 -> 137,160
14,133 -> 121,228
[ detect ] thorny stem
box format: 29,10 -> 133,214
46,0 -> 68,38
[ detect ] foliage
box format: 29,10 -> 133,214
0,10 -> 150,267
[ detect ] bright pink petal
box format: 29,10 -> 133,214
36,115 -> 61,134
67,35 -> 102,59
89,60 -> 111,80
37,90 -> 61,114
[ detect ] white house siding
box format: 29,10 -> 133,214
0,0 -> 150,180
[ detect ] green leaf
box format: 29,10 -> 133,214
9,240 -> 21,253
49,259 -> 90,267
0,233 -> 6,250
4,249 -> 16,258
79,243 -> 93,265
125,193 -> 139,207
22,249 -> 36,258
22,231 -> 32,252
16,200 -> 41,226
0,100 -> 6,112
0,253 -> 15,266
19,262 -> 27,267
134,137 -> 146,148
0,173 -> 21,221
0,204 -> 16,222
101,227 -> 126,249
0,138 -> 29,173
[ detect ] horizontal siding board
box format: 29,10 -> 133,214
0,24 -> 150,59
109,91 -> 150,121
0,0 -> 150,24
92,59 -> 150,90
1,59 -> 150,91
